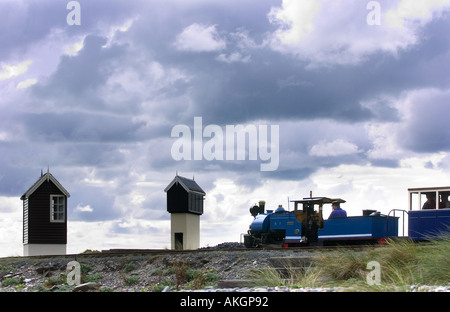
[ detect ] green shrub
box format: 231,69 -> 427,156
124,275 -> 139,286
2,277 -> 21,287
80,263 -> 92,274
123,262 -> 137,273
172,260 -> 189,289
44,274 -> 66,287
84,273 -> 102,283
152,279 -> 174,292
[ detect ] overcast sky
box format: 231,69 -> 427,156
1,0 -> 450,256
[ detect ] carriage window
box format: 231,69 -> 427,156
439,192 -> 450,208
420,193 -> 435,210
410,192 -> 419,211
409,188 -> 450,210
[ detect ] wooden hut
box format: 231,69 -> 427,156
21,170 -> 70,256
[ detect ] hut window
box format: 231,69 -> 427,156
50,195 -> 65,222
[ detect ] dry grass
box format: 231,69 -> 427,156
247,237 -> 450,291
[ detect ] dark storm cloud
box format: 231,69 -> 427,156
400,90 -> 450,153
23,0 -> 450,140
0,156 -> 36,197
0,0 -> 137,61
0,140 -> 129,196
184,26 -> 450,126
261,167 -> 318,181
123,10 -> 450,129
31,35 -> 127,108
22,111 -> 144,143
56,143 -> 128,167
369,158 -> 400,168
0,0 -> 65,60
187,60 -> 377,124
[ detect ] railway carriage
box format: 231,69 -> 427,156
407,186 -> 450,240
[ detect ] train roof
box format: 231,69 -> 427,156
408,186 -> 450,192
290,197 -> 346,204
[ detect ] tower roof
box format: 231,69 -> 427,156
164,175 -> 205,195
20,170 -> 70,200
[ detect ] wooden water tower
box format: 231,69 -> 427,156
20,170 -> 70,256
164,175 -> 205,250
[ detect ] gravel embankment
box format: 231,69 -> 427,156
1,243 -> 448,292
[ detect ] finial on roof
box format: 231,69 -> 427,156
40,169 -> 43,177
46,166 -> 50,182
176,170 -> 178,176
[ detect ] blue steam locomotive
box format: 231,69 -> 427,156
243,186 -> 450,248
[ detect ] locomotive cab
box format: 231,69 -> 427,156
290,197 -> 345,246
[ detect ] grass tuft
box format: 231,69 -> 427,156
247,237 -> 450,291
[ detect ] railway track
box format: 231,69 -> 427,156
3,244 -> 374,261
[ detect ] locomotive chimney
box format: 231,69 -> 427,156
258,200 -> 265,212
250,200 -> 266,217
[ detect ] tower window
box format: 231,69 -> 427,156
50,195 -> 65,222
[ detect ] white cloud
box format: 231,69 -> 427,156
64,40 -> 84,56
200,177 -> 306,247
75,204 -> 93,212
268,0 -> 323,44
174,23 -> 226,52
0,197 -> 24,257
385,0 -> 450,29
0,132 -> 11,142
67,219 -> 171,253
114,18 -> 135,33
309,161 -> 450,218
366,123 -> 401,160
400,152 -> 447,169
16,78 -> 37,89
364,87 -> 450,160
378,87 -> 450,153
0,60 -> 32,81
267,0 -> 450,66
103,18 -> 138,48
99,59 -> 191,112
309,139 -> 362,157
